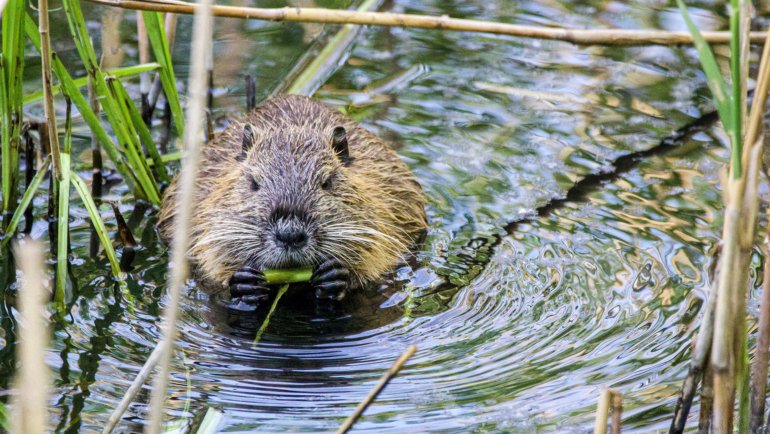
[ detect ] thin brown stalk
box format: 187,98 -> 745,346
39,0 -> 62,180
10,240 -> 50,434
337,345 -> 416,434
670,277 -> 718,434
83,0 -> 768,46
699,356 -> 714,433
101,344 -> 163,434
610,390 -> 623,434
145,0 -> 213,431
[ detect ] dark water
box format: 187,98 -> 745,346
3,0 -> 768,432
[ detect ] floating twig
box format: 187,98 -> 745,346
337,345 -> 417,434
82,0 -> 769,46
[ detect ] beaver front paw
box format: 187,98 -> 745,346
229,265 -> 271,303
311,258 -> 349,300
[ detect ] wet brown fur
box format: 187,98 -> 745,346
158,95 -> 426,287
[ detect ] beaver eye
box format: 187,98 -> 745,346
321,176 -> 333,190
250,177 -> 260,191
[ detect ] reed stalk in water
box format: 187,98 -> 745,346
146,0 -> 213,431
670,1 -> 770,431
84,0 -> 768,47
2,0 -> 26,216
10,240 -> 50,434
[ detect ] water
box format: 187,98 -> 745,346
2,0 -> 767,432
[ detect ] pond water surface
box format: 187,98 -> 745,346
3,0 -> 769,432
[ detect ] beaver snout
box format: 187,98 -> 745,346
275,226 -> 308,248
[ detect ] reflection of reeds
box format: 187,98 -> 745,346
10,240 -> 51,434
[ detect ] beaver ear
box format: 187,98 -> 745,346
239,124 -> 256,160
332,126 -> 351,166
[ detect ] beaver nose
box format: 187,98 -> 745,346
275,228 -> 308,248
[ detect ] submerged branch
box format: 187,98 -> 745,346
83,0 -> 767,46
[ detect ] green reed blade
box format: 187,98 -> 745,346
104,78 -> 162,202
61,0 -> 161,204
142,11 -> 185,137
729,0 -> 745,179
253,283 -> 290,346
1,156 -> 52,247
1,54 -> 9,214
2,0 -> 27,213
676,0 -> 737,171
109,77 -> 170,182
24,14 -> 146,201
71,174 -> 124,282
23,63 -> 161,105
55,152 -> 71,309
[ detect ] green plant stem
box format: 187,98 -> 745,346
23,63 -> 160,104
252,283 -> 290,346
2,0 -> 27,214
142,11 -> 185,136
23,14 -> 146,200
263,267 -> 313,284
729,0 -> 743,178
71,174 -> 124,281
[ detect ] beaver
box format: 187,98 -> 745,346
158,94 -> 427,301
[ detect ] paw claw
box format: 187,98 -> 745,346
311,258 -> 349,300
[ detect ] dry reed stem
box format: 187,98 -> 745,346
101,344 -> 163,433
82,0 -> 769,46
593,387 -> 615,434
145,0 -> 213,431
10,240 -> 50,434
711,21 -> 770,434
751,214 -> 770,431
337,345 -> 416,434
39,0 -> 62,180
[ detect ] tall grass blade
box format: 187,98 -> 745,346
676,0 -> 735,163
104,78 -> 162,196
108,77 -> 170,182
1,0 -> 27,213
60,0 -> 161,204
142,11 -> 186,137
1,156 -> 52,246
71,174 -> 124,281
23,14 -> 145,200
23,63 -> 161,105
